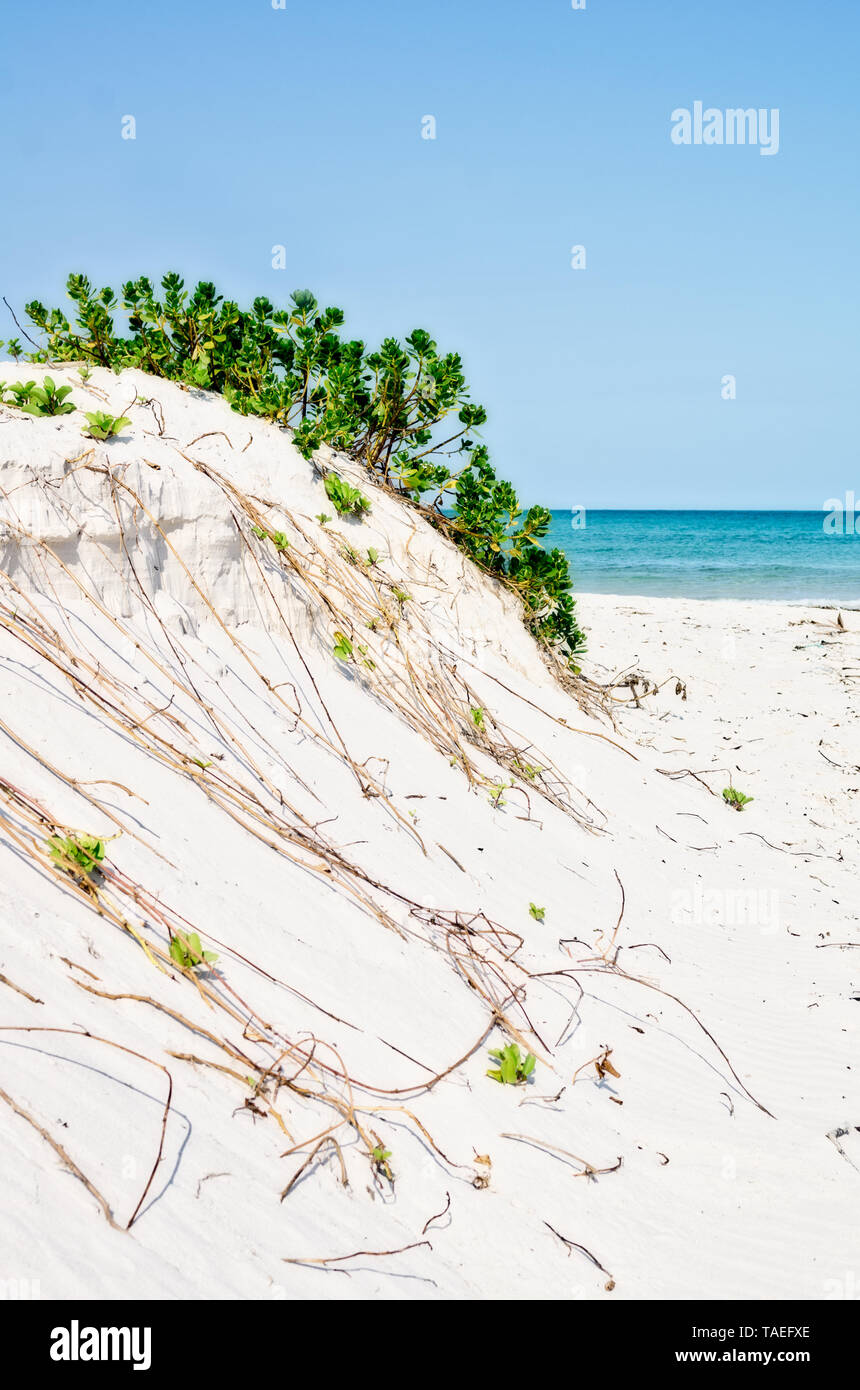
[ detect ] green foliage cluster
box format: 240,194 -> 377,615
169,931 -> 219,971
48,832 -> 106,875
21,273 -> 585,661
324,472 -> 370,517
1,375 -> 75,416
83,409 -> 130,440
487,1042 -> 536,1085
722,786 -> 754,811
251,524 -> 289,552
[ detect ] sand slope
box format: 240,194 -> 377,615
0,365 -> 857,1301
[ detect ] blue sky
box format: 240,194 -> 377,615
2,0 -> 858,507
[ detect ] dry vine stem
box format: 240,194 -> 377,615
0,1026 -> 172,1230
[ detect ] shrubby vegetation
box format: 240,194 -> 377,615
722,786 -> 754,811
169,930 -> 219,971
47,831 -> 106,876
17,274 -> 585,662
486,1042 -> 536,1085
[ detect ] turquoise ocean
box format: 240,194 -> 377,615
545,511 -> 860,601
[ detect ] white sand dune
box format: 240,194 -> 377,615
0,364 -> 857,1301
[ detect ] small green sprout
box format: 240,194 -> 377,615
529,903 -> 545,922
316,512 -> 332,526
391,586 -> 411,605
78,364 -> 93,383
513,759 -> 541,781
190,757 -> 212,769
252,525 -> 287,550
252,525 -> 288,550
722,786 -> 754,811
487,1043 -> 536,1086
5,338 -> 23,362
470,706 -> 485,730
488,781 -> 507,808
369,1140 -> 394,1182
366,547 -> 379,565
169,931 -> 219,971
83,410 -> 131,440
48,832 -> 107,876
332,630 -> 354,661
257,525 -> 290,547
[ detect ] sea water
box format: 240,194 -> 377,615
545,511 -> 860,601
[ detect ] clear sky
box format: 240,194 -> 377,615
2,0 -> 858,507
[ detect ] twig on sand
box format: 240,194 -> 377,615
593,869 -> 625,962
0,1085 -> 123,1231
280,1137 -> 347,1201
0,1024 -> 173,1229
283,1240 -> 432,1268
740,830 -> 839,860
422,1192 -> 452,1234
656,767 -> 717,795
571,966 -> 775,1118
185,430 -> 234,449
0,972 -> 43,1004
827,1126 -> 860,1175
502,1132 -> 622,1180
544,1221 -> 615,1286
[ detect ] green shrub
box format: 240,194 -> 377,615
48,832 -> 106,876
487,1043 -> 536,1085
19,375 -> 75,417
324,472 -> 370,517
722,786 -> 753,811
83,409 -> 130,440
23,273 -> 585,661
169,931 -> 219,970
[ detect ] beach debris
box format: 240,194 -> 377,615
422,1192 -> 451,1234
826,1125 -> 860,1175
596,1048 -> 621,1081
544,1220 -> 615,1288
472,1152 -> 492,1189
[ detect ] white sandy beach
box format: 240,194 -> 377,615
0,364 -> 857,1302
